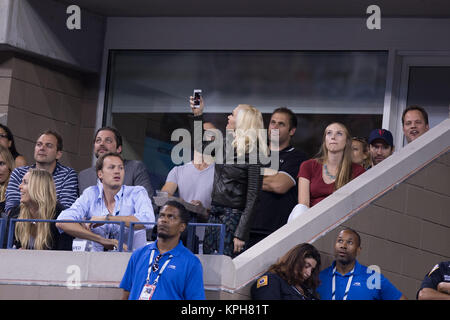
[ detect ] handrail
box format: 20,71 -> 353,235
6,219 -> 126,252
2,218 -> 226,254
127,221 -> 226,254
0,218 -> 6,249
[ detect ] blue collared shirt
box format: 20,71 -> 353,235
317,260 -> 402,300
57,184 -> 155,251
120,240 -> 205,300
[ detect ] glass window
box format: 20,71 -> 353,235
106,50 -> 387,190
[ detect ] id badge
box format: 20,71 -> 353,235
139,284 -> 156,300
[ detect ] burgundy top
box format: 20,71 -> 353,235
298,159 -> 365,207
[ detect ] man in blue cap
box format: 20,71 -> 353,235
368,129 -> 395,167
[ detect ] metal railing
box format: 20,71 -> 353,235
6,219 -> 126,251
0,218 -> 226,254
127,221 -> 225,254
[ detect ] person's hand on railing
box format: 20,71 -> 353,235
190,200 -> 209,222
100,237 -> 128,252
233,237 -> 245,254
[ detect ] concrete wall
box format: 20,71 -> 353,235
0,52 -> 99,172
0,249 -> 233,300
0,0 -> 106,73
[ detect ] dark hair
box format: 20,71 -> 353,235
94,127 -> 123,149
402,105 -> 429,126
164,200 -> 191,225
272,107 -> 297,130
40,130 -> 63,151
95,152 -> 124,172
340,227 -> 361,248
0,124 -> 20,158
267,243 -> 321,291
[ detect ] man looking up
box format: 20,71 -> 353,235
368,129 -> 394,166
317,228 -> 407,300
5,130 -> 78,213
120,201 -> 205,300
248,107 -> 306,247
56,152 -> 155,251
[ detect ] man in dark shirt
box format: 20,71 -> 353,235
78,127 -> 154,197
417,261 -> 450,300
248,108 -> 306,248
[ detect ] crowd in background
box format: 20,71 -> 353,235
0,102 -> 446,300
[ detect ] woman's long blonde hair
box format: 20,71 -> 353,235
315,122 -> 353,190
232,104 -> 269,159
15,169 -> 57,250
0,145 -> 15,202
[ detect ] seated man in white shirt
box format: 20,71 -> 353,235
56,152 -> 155,252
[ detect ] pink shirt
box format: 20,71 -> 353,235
298,159 -> 365,207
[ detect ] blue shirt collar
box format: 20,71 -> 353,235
331,260 -> 362,276
148,240 -> 184,257
96,184 -> 125,201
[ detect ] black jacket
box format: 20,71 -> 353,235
211,160 -> 262,241
251,272 -> 318,300
192,114 -> 263,242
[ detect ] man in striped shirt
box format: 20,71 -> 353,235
5,130 -> 78,213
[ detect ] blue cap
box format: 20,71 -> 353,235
368,129 -> 394,147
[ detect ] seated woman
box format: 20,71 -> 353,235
351,137 -> 371,170
251,243 -> 321,300
0,145 -> 15,214
9,168 -> 72,250
290,123 -> 365,221
0,124 -> 26,167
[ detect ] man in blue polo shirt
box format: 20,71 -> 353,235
317,228 -> 406,300
120,201 -> 205,300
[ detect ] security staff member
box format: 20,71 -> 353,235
120,201 -> 205,300
317,228 -> 407,300
417,261 -> 450,300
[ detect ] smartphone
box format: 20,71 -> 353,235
193,89 -> 202,108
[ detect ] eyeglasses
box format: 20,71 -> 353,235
152,254 -> 162,273
0,134 -> 8,139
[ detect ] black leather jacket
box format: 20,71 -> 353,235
211,160 -> 263,242
191,114 -> 263,242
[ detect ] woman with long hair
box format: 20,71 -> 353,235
351,137 -> 372,170
0,124 -> 26,167
251,243 -> 321,300
10,168 -> 72,250
289,123 -> 365,221
190,97 -> 268,257
0,145 -> 15,213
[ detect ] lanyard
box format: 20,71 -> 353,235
146,249 -> 173,286
332,266 -> 355,300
